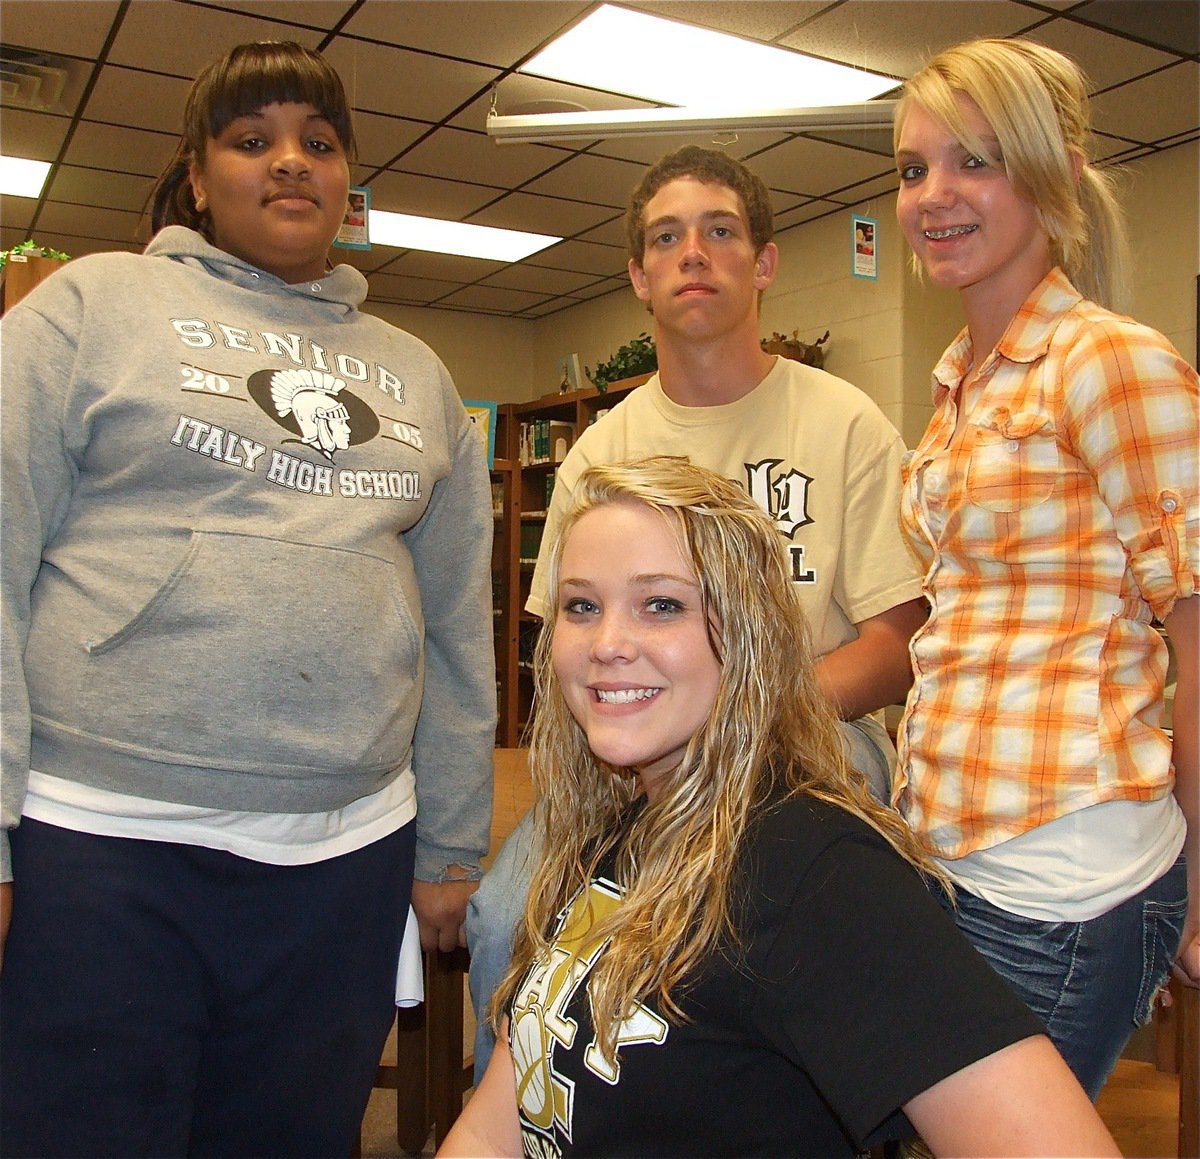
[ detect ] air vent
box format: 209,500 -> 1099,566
0,50 -> 71,112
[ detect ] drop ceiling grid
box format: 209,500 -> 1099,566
0,0 -> 1194,318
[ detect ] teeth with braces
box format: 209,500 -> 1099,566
925,225 -> 977,239
596,688 -> 660,704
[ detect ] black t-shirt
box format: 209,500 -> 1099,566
509,794 -> 1042,1158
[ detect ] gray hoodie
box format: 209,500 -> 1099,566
0,227 -> 495,880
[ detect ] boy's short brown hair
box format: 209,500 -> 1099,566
625,146 -> 774,264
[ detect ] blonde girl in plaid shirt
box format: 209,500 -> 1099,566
893,37 -> 1197,1099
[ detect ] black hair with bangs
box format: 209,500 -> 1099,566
149,41 -> 355,237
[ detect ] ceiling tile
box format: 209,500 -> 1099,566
395,125 -> 566,188
351,110 -> 429,170
569,276 -> 632,302
63,121 -> 177,176
47,165 -> 155,214
807,126 -> 895,157
1,199 -> 37,233
437,283 -> 550,312
781,0 -> 1038,79
1092,61 -> 1200,144
624,1 -> 831,43
774,198 -> 852,232
0,0 -> 123,58
196,1 -> 360,29
1070,0 -> 1199,57
107,2 -> 324,76
745,135 -> 896,198
819,172 -> 903,208
517,299 -> 574,318
344,1 -> 589,68
466,189 -> 615,237
573,214 -> 629,249
365,169 -> 498,218
361,269 -> 461,304
525,238 -> 627,278
322,37 -> 498,121
34,201 -> 145,246
375,248 -> 506,281
0,108 -> 71,162
479,263 -> 601,295
522,152 -> 647,208
1021,17 -> 1178,90
83,65 -> 193,134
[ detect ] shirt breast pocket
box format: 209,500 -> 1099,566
965,410 -> 1060,513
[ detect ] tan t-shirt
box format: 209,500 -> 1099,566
527,357 -> 922,657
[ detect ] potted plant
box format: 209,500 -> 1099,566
586,333 -> 657,392
2,239 -> 72,310
0,238 -> 71,270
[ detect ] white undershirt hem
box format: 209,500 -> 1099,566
22,767 -> 417,865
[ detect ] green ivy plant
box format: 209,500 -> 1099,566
0,239 -> 71,270
586,332 -> 657,392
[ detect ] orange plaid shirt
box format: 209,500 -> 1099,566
895,269 -> 1199,859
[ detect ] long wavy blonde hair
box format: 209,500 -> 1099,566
895,37 -> 1129,310
491,456 -> 941,1064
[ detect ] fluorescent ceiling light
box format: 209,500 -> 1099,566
521,4 -> 896,109
488,102 -> 898,145
368,209 -> 560,263
0,155 -> 51,197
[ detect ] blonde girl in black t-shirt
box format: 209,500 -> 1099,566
441,456 -> 1116,1158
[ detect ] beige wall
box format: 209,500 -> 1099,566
364,142 -> 1197,425
1121,141 -> 1198,365
361,301 -> 536,405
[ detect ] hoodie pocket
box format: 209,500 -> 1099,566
80,530 -> 421,772
965,409 -> 1060,513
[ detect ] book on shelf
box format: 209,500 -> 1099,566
548,421 -> 573,462
519,418 -> 575,466
519,521 -> 544,563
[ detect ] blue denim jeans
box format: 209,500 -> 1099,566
937,854 -> 1188,1100
464,716 -> 896,1080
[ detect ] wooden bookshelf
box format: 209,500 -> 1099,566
493,373 -> 649,741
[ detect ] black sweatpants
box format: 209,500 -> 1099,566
0,817 -> 414,1158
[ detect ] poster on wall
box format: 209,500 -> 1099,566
334,185 -> 371,250
463,400 -> 498,469
852,214 -> 878,280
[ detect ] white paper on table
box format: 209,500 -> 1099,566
394,905 -> 424,1007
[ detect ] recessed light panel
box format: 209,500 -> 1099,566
0,155 -> 51,198
368,210 -> 561,263
522,5 -> 896,110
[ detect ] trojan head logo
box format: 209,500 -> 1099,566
248,368 -> 381,462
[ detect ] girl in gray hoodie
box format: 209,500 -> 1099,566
0,41 -> 495,1157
